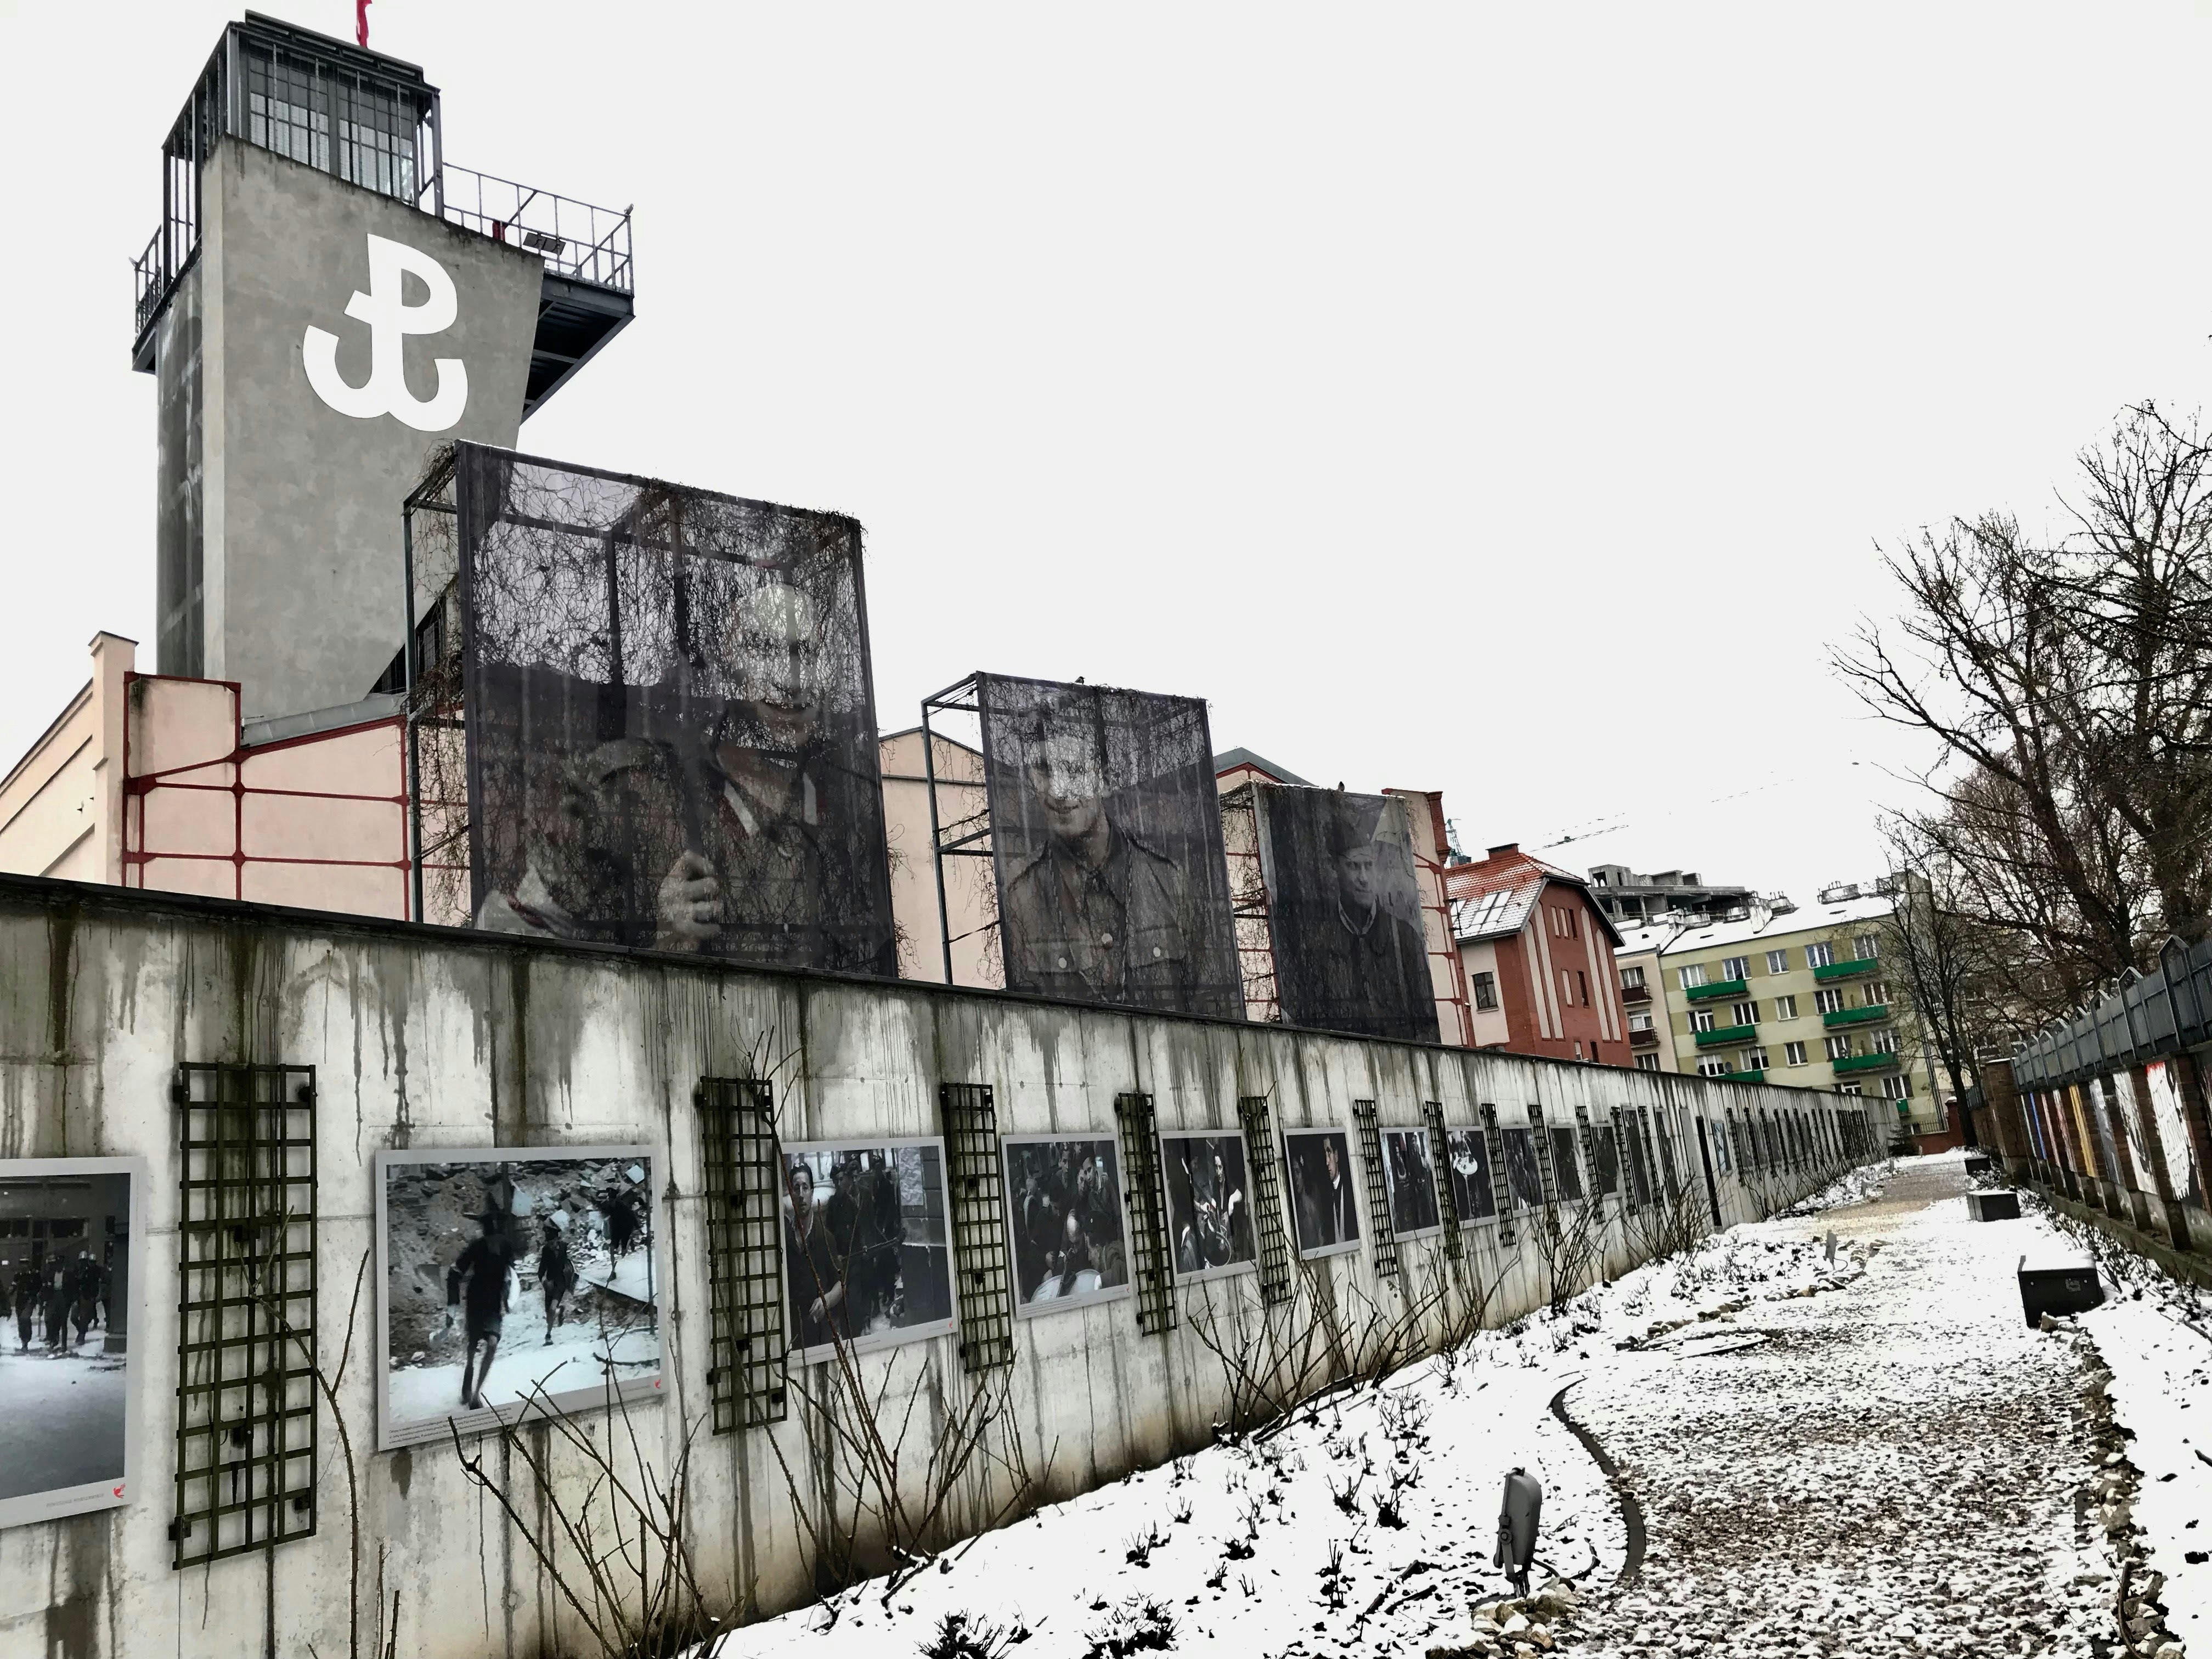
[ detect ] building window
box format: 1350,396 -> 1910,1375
1730,1000 -> 1758,1026
1636,1053 -> 1660,1072
1629,1011 -> 1654,1032
1864,981 -> 1888,1006
1774,994 -> 1798,1020
1691,1009 -> 1716,1034
1881,1074 -> 1912,1100
1853,934 -> 1880,961
1697,1056 -> 1732,1077
1813,988 -> 1846,1015
1679,963 -> 1708,989
1871,1029 -> 1900,1055
1766,949 -> 1788,974
1577,969 -> 1590,1006
1573,1040 -> 1583,1059
1471,972 -> 1498,1011
1621,965 -> 1645,989
1742,1047 -> 1769,1071
1784,1041 -> 1808,1066
1805,943 -> 1835,969
1839,1084 -> 1863,1096
1722,956 -> 1749,981
1825,1035 -> 1854,1060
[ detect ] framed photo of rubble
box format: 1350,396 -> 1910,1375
1001,1133 -> 1131,1316
974,673 -> 1243,1019
1159,1130 -> 1259,1285
1378,1127 -> 1443,1240
1443,1127 -> 1496,1224
374,1147 -> 663,1452
782,1138 -> 957,1366
0,1157 -> 145,1532
1280,1127 -> 1363,1261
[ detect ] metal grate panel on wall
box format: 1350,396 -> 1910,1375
1575,1104 -> 1602,1217
941,1084 -> 1014,1372
1482,1104 -> 1516,1245
698,1077 -> 787,1432
1422,1102 -> 1461,1258
1351,1102 -> 1398,1280
1115,1093 -> 1176,1334
171,1063 -> 318,1569
1238,1096 -> 1296,1302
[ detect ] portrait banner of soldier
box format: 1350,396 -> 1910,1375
782,1139 -> 956,1366
974,673 -> 1241,1018
0,1158 -> 144,1532
1159,1131 -> 1259,1285
1378,1126 -> 1442,1240
374,1148 -> 662,1451
455,443 -> 899,977
1281,1128 -> 1363,1261
1252,785 -> 1440,1043
1000,1134 -> 1130,1316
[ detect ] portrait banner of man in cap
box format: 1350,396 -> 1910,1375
454,444 -> 899,979
975,673 -> 1241,1018
1254,784 -> 1440,1043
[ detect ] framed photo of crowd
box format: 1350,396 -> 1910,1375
1378,1127 -> 1443,1240
782,1138 -> 958,1365
1000,1133 -> 1131,1316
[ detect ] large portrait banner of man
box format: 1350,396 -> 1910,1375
1253,786 -> 1440,1043
975,673 -> 1242,1018
455,443 -> 899,977
375,1148 -> 662,1451
782,1140 -> 957,1367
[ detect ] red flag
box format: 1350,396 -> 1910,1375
356,0 -> 371,47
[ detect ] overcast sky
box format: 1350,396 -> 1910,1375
6,2 -> 2211,902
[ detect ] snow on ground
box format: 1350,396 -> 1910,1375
2044,1193 -> 2212,1655
708,1173 -> 1885,1659
0,1338 -> 127,1500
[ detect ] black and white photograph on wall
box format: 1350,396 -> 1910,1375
1159,1132 -> 1258,1283
375,1149 -> 661,1451
1594,1126 -> 1622,1197
975,673 -> 1242,1019
0,1158 -> 143,1531
1501,1126 -> 1544,1209
1001,1135 -> 1130,1314
1444,1128 -> 1497,1224
783,1139 -> 956,1364
1255,785 -> 1441,1043
1282,1128 -> 1363,1260
455,444 -> 900,978
1379,1127 -> 1442,1239
1548,1127 -> 1585,1200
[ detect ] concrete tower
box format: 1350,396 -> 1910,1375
132,13 -> 634,721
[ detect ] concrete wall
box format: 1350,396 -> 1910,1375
154,138 -> 544,720
0,870 -> 1882,1659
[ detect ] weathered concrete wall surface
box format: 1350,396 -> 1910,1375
0,873 -> 1880,1659
169,139 -> 544,721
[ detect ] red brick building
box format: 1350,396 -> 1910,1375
1447,843 -> 1633,1065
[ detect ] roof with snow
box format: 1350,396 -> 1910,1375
1654,892 -> 1895,958
1447,845 -> 1624,948
1214,747 -> 1313,786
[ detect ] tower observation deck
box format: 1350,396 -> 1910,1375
130,12 -> 634,417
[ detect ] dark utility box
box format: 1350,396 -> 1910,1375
2017,1257 -> 2103,1327
1967,1189 -> 2019,1221
1965,1154 -> 1994,1175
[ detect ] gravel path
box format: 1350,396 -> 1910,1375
1568,1156 -> 2121,1658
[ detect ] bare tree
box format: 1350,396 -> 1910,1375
1835,404 -> 2212,1019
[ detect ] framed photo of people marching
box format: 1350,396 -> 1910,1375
0,1157 -> 145,1531
1000,1133 -> 1131,1316
782,1138 -> 957,1365
1159,1130 -> 1259,1285
1378,1127 -> 1443,1240
1280,1127 -> 1363,1261
374,1148 -> 663,1452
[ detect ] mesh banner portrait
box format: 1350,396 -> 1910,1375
1254,785 -> 1438,1042
974,674 -> 1240,1018
456,443 -> 898,975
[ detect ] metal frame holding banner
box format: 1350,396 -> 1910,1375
406,442 -> 898,974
